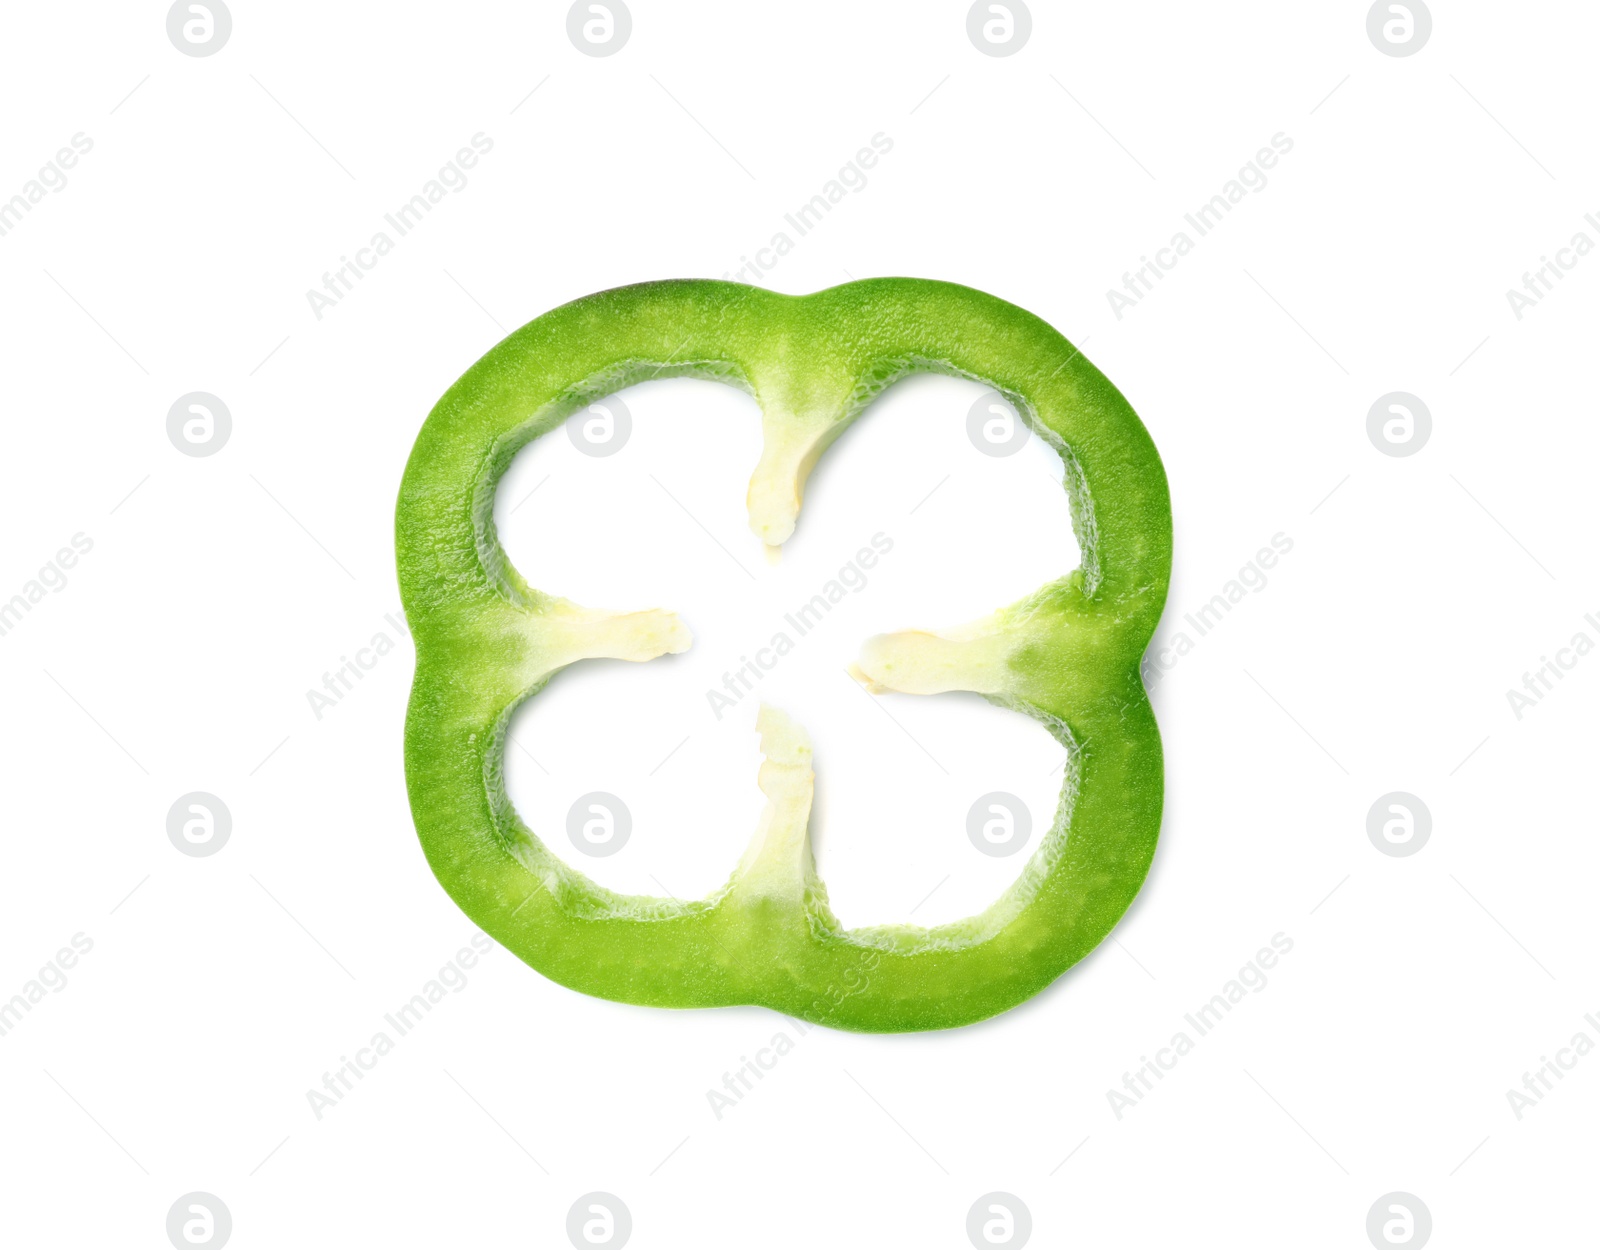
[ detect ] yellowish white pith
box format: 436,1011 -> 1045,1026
850,612 -> 1022,698
745,407 -> 844,548
535,599 -> 692,681
731,705 -> 817,904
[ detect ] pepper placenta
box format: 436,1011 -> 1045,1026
397,278 -> 1170,1032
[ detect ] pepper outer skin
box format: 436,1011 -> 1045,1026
397,278 -> 1171,1033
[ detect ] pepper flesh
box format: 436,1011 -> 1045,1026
397,278 -> 1171,1032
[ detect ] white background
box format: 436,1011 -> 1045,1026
0,1 -> 1595,1246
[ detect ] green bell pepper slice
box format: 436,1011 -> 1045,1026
396,278 -> 1170,1032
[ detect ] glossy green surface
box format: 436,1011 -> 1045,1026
396,278 -> 1171,1031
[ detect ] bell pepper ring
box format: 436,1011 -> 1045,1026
396,278 -> 1171,1032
